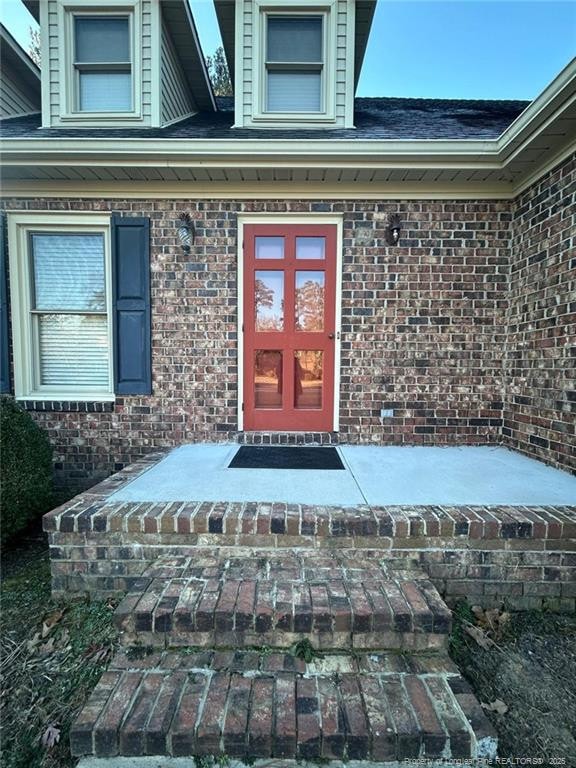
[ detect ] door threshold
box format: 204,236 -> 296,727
238,431 -> 339,446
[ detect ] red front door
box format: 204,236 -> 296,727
243,223 -> 337,431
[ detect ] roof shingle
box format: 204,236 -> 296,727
0,96 -> 529,141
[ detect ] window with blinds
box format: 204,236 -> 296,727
30,233 -> 110,389
265,16 -> 324,113
74,16 -> 132,112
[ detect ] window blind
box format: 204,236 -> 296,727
267,71 -> 321,112
75,17 -> 130,63
31,233 -> 109,389
79,73 -> 132,112
38,315 -> 109,387
32,233 -> 105,311
267,16 -> 322,62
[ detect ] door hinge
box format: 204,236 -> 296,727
241,402 -> 244,411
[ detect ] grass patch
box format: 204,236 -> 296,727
1,533 -> 118,768
450,600 -> 576,762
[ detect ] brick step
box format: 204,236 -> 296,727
71,648 -> 497,761
114,550 -> 451,651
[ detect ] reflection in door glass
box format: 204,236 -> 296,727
294,350 -> 322,409
295,271 -> 324,331
255,236 -> 284,259
255,271 -> 284,331
255,350 -> 283,408
296,236 -> 325,259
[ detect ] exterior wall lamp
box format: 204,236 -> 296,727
385,213 -> 401,245
177,214 -> 195,252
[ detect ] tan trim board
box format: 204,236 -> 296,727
0,181 -> 517,199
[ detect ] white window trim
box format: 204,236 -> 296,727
7,212 -> 115,402
250,0 -> 337,126
58,0 -> 143,124
236,213 -> 343,432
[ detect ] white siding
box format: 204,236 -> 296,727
0,65 -> 40,118
239,0 -> 354,128
160,18 -> 196,126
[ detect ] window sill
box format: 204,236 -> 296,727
250,112 -> 336,125
59,113 -> 142,120
18,399 -> 115,413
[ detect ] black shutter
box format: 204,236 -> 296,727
0,215 -> 10,394
111,215 -> 152,395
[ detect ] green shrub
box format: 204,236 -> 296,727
1,396 -> 53,546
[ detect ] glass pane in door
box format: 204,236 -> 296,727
294,350 -> 322,409
295,271 -> 324,331
255,350 -> 283,408
255,237 -> 284,259
296,236 -> 325,259
255,271 -> 284,331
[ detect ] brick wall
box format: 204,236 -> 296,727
2,197 -> 511,489
503,153 -> 576,473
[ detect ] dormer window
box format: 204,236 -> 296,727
57,1 -> 142,124
266,15 -> 323,113
74,15 -> 132,112
243,1 -> 339,128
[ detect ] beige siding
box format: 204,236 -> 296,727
47,0 -> 154,126
240,0 -> 354,128
0,64 -> 39,118
241,1 -> 253,125
335,0 -> 349,122
141,0 -> 152,122
160,18 -> 196,125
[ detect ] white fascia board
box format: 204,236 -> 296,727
495,56 -> 576,157
0,138 -> 499,166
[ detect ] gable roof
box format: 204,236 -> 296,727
0,23 -> 41,116
214,0 -> 377,89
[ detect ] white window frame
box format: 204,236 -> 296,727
7,212 -> 115,402
58,0 -> 142,124
251,0 -> 337,126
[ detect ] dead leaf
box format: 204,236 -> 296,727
38,637 -> 55,657
464,623 -> 496,650
40,724 -> 61,748
481,699 -> 508,715
26,632 -> 42,654
57,628 -> 70,647
42,609 -> 65,638
84,644 -> 111,664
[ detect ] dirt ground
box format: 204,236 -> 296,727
450,602 -> 576,766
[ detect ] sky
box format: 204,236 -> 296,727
1,0 -> 574,100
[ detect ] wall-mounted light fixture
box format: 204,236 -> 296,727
177,213 -> 195,252
385,213 -> 401,246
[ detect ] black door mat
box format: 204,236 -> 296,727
229,446 -> 345,470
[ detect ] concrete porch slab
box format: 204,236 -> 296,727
108,445 -> 576,506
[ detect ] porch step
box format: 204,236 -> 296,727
114,550 -> 452,651
70,648 -> 497,760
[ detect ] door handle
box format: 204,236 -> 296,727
328,333 -> 336,340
